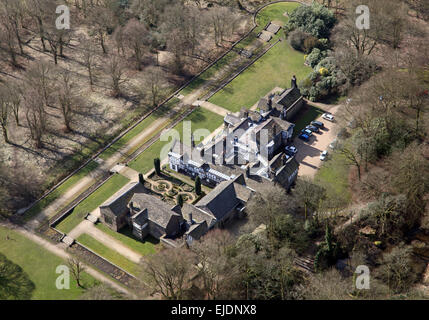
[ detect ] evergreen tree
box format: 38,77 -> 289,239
154,158 -> 161,175
195,176 -> 202,196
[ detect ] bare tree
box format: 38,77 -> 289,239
0,85 -> 11,144
122,19 -> 149,70
106,55 -> 128,98
142,247 -> 195,300
67,257 -> 86,288
23,88 -> 46,149
56,69 -> 81,132
144,66 -> 165,107
80,37 -> 98,89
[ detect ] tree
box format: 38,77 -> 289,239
293,177 -> 327,219
377,244 -> 417,294
195,176 -> 202,196
142,248 -> 195,299
80,37 -> 98,89
177,194 -> 184,208
67,257 -> 86,288
106,55 -> 128,98
154,158 -> 161,175
191,230 -> 237,300
23,88 -> 46,148
138,173 -> 145,184
56,69 -> 81,132
144,66 -> 165,107
122,19 -> 149,70
0,85 -> 11,143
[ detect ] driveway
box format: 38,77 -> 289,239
294,105 -> 341,178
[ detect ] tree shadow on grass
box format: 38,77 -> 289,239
0,253 -> 35,300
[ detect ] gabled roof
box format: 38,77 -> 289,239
182,203 -> 216,227
100,181 -> 144,217
130,193 -> 182,229
273,87 -> 302,109
195,179 -> 240,220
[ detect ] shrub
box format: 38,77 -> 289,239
319,67 -> 329,76
306,48 -> 327,68
286,2 -> 336,39
377,245 -> 417,294
288,29 -> 312,52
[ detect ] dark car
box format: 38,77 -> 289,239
311,121 -> 324,128
285,146 -> 298,156
301,128 -> 313,136
306,125 -> 320,133
298,133 -> 310,141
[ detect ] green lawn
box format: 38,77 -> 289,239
291,104 -> 325,138
77,234 -> 140,276
0,226 -> 98,300
209,39 -> 311,112
56,174 -> 130,234
256,2 -> 299,28
129,107 -> 224,174
315,150 -> 352,204
24,161 -> 100,222
96,223 -> 159,257
99,99 -> 179,161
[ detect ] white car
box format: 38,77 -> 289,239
322,113 -> 334,121
320,150 -> 328,161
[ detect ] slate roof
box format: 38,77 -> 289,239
182,203 -> 216,227
186,221 -> 208,240
273,87 -> 302,110
195,179 -> 240,220
224,113 -> 241,126
130,193 -> 181,228
100,182 -> 144,217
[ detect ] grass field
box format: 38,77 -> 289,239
77,233 -> 141,276
209,39 -> 311,112
24,161 -> 100,222
129,108 -> 224,174
56,174 -> 130,234
96,223 -> 159,257
98,99 -> 179,161
315,150 -> 352,204
0,226 -> 97,299
291,104 -> 325,138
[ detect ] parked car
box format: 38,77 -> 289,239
298,133 -> 310,141
306,125 -> 320,133
322,113 -> 335,121
320,150 -> 328,161
285,146 -> 298,156
311,120 -> 324,128
301,128 -> 313,136
329,138 -> 338,149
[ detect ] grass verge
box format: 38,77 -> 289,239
0,226 -> 98,299
56,174 -> 130,234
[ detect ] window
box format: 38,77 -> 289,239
104,215 -> 113,225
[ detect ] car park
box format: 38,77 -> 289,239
311,121 -> 324,128
306,125 -> 320,133
322,113 -> 334,121
319,150 -> 328,161
285,145 -> 298,156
